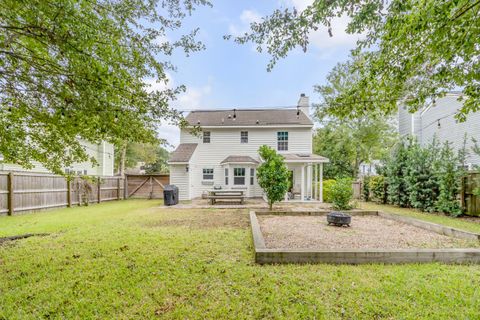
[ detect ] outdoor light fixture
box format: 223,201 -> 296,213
437,120 -> 441,128
296,106 -> 300,118
233,108 -> 236,120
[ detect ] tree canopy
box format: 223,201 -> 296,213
233,0 -> 480,120
313,58 -> 397,179
114,141 -> 169,174
0,0 -> 210,174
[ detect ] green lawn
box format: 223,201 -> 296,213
1,200 -> 480,319
360,202 -> 480,234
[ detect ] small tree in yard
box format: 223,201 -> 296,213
330,178 -> 354,210
257,145 -> 289,210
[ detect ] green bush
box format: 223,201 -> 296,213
369,175 -> 387,204
322,179 -> 336,203
362,176 -> 371,201
330,178 -> 353,210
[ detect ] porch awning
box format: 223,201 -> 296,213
282,153 -> 329,163
220,155 -> 259,165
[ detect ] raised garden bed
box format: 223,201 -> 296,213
249,210 -> 480,264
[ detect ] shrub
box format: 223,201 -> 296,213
435,142 -> 463,216
330,178 -> 353,210
322,179 -> 336,203
369,175 -> 387,204
362,176 -> 371,201
386,141 -> 410,207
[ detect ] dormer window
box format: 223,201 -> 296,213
203,131 -> 210,143
240,131 -> 248,143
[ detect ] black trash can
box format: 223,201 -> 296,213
163,185 -> 179,206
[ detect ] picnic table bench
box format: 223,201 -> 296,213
207,190 -> 245,205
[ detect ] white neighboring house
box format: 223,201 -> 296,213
168,94 -> 329,201
398,92 -> 480,169
358,160 -> 382,178
0,140 -> 115,176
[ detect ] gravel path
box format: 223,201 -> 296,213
259,215 -> 480,249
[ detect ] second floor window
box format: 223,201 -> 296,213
203,168 -> 214,180
277,131 -> 288,151
240,131 -> 248,143
203,131 -> 210,143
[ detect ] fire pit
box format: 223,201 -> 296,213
327,212 -> 351,227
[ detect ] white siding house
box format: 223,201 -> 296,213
398,92 -> 480,168
169,94 -> 329,201
0,140 -> 115,176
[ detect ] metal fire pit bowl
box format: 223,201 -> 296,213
327,212 -> 352,227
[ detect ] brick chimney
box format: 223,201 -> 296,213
297,93 -> 310,118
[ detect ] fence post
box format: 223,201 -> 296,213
117,177 -> 121,200
97,177 -> 101,203
67,177 -> 72,207
7,172 -> 14,216
124,175 -> 128,199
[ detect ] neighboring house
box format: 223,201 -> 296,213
0,140 -> 115,176
358,160 -> 382,178
398,92 -> 480,168
168,94 -> 329,201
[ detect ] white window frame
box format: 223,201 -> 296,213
277,131 -> 288,151
233,168 -> 245,185
250,168 -> 255,185
202,168 -> 214,180
203,131 -> 211,143
225,168 -> 229,185
240,131 -> 248,143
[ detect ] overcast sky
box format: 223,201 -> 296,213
155,0 -> 362,149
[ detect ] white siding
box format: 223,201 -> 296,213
0,140 -> 115,176
398,94 -> 480,167
419,96 -> 480,166
180,127 -> 313,199
169,164 -> 190,200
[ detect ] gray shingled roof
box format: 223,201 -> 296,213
168,143 -> 197,163
282,153 -> 329,163
185,109 -> 313,126
220,155 -> 259,164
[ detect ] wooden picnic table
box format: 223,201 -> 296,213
207,189 -> 245,205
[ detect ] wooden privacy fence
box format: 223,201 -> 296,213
0,171 -> 125,215
462,172 -> 480,217
125,174 -> 169,199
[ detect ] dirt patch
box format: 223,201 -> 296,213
0,233 -> 49,245
259,215 -> 480,249
145,209 -> 249,229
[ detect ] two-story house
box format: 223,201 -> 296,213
0,140 -> 115,176
398,92 -> 480,169
168,94 -> 329,201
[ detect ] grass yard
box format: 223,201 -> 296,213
1,200 -> 480,319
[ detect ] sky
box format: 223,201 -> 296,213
156,0 -> 363,149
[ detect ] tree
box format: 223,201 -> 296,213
385,140 -> 410,207
313,59 -> 397,179
233,0 -> 480,120
435,142 -> 464,216
256,145 -> 289,210
114,141 -> 169,174
404,138 -> 439,212
0,0 -> 210,174
144,146 -> 170,174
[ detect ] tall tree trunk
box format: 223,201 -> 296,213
119,142 -> 127,177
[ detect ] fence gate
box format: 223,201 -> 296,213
125,174 -> 169,199
462,172 -> 480,217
